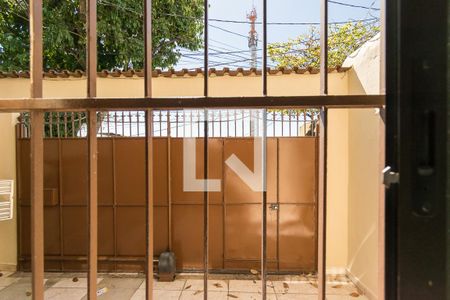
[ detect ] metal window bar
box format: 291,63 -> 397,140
203,1 -> 209,297
18,109 -> 320,139
19,0 -> 387,298
318,0 -> 328,298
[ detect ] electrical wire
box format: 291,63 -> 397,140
328,0 -> 380,11
98,0 -> 379,26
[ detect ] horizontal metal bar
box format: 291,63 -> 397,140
20,256 -> 150,262
0,95 -> 384,111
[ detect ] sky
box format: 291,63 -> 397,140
175,0 -> 380,69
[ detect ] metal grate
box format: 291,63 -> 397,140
18,109 -> 319,138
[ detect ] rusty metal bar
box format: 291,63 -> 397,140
87,110 -> 98,300
167,114 -> 172,251
30,0 -> 44,298
318,108 -> 327,300
144,0 -> 154,298
320,0 -> 328,95
203,0 -> 209,297
203,109 -> 209,300
145,110 -> 154,300
0,95 -> 385,111
318,0 -> 328,297
261,0 -> 268,297
30,111 -> 44,300
380,0 -> 386,94
86,0 -> 98,297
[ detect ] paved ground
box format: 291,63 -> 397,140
0,272 -> 369,300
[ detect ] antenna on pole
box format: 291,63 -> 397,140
247,5 -> 258,69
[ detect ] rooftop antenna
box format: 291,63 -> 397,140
247,5 -> 258,69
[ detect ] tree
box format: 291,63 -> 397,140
0,0 -> 204,71
268,22 -> 380,68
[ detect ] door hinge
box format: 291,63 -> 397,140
383,166 -> 399,188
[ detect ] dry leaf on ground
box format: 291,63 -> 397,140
283,282 -> 289,289
250,269 -> 259,275
193,290 -> 202,295
350,291 -> 361,297
184,285 -> 192,290
213,282 -> 223,288
332,284 -> 343,289
228,294 -> 238,298
72,277 -> 78,282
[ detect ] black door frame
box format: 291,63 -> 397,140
385,0 -> 448,298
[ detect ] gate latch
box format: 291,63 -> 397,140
270,203 -> 279,211
383,166 -> 399,188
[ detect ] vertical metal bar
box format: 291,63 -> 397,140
234,110 -> 237,137
129,111 -> 132,136
242,110 -> 244,137
86,0 -> 98,297
261,0 -> 268,297
379,0 -> 386,94
122,112 -> 125,136
273,111 -> 275,137
203,0 -> 209,297
144,0 -> 154,298
145,110 -> 154,300
378,2 -> 386,294
108,112 -> 111,136
57,113 -> 61,138
114,112 -> 118,135
190,111 -> 193,138
167,114 -> 172,251
320,0 -> 328,95
87,110 -> 98,300
30,0 -> 44,298
318,0 -> 328,297
30,111 -> 44,300
183,110 -> 186,137
203,109 -> 209,300
137,111 -> 140,136
262,0 -> 268,97
49,113 -> 53,138
318,108 -> 327,300
261,109 -> 268,300
176,112 -> 179,137
71,112 -> 76,138
64,113 -> 68,138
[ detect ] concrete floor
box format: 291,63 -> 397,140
0,272 -> 369,300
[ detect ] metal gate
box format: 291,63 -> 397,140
16,111 -> 318,273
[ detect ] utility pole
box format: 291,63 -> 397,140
247,6 -> 258,69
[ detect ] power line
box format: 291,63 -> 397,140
210,38 -> 243,51
208,16 -> 379,26
328,0 -> 380,11
209,24 -> 249,39
98,1 -> 379,26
